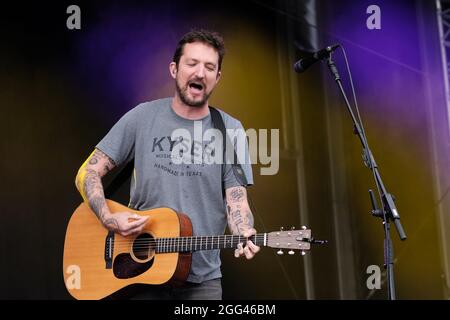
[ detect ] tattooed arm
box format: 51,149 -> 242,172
75,149 -> 148,236
225,186 -> 260,259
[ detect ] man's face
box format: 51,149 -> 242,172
170,42 -> 221,107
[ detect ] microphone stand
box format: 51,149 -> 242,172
325,53 -> 407,300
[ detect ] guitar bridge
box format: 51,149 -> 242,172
105,231 -> 114,269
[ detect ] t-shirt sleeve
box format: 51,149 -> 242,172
223,120 -> 254,189
95,108 -> 138,166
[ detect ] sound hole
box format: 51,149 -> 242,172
113,233 -> 155,279
132,233 -> 154,261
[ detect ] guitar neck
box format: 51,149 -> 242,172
155,234 -> 267,253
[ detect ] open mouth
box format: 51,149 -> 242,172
188,81 -> 204,94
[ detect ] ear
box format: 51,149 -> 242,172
215,70 -> 222,84
169,62 -> 177,79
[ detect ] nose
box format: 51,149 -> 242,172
194,65 -> 206,79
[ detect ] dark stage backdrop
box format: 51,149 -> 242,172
1,0 -> 449,300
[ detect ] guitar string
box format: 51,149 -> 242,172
108,235 -> 270,250
109,234 -> 267,244
110,235 -> 268,248
114,234 -> 265,243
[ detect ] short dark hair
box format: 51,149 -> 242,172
172,29 -> 225,71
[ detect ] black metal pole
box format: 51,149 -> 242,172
325,53 -> 406,300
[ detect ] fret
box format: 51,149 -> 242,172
154,234 -> 271,253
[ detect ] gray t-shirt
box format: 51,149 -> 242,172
96,97 -> 253,283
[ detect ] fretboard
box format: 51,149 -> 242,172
155,234 -> 267,253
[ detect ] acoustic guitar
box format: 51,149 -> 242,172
63,199 -> 312,299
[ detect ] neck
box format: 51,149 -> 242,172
155,234 -> 267,253
171,94 -> 209,120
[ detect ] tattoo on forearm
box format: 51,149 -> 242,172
227,205 -> 254,235
230,188 -> 245,203
90,196 -> 107,220
103,218 -> 119,231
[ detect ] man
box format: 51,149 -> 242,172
75,29 -> 259,300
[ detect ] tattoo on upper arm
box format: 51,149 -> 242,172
76,149 -> 117,225
87,149 -> 116,177
82,168 -> 108,221
88,157 -> 98,165
83,169 -> 98,196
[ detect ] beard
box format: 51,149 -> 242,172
175,78 -> 212,107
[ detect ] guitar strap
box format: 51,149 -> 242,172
209,106 -> 248,190
104,106 -> 248,199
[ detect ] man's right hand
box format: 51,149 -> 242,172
102,212 -> 149,237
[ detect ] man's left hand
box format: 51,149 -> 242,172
234,228 -> 261,259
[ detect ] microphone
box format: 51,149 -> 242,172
294,44 -> 340,73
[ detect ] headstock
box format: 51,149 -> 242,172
267,226 -> 312,255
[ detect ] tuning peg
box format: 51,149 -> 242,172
301,226 -> 307,230
280,227 -> 284,231
291,226 -> 295,230
288,250 -> 295,255
301,251 -> 306,256
277,249 -> 284,255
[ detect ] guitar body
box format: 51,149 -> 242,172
63,200 -> 192,300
